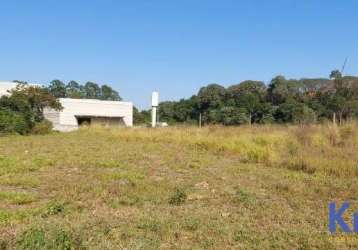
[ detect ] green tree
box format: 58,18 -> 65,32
174,97 -> 197,123
100,85 -> 121,101
197,84 -> 226,124
256,103 -> 275,124
227,81 -> 266,124
66,81 -> 83,98
0,108 -> 29,134
158,101 -> 176,123
0,84 -> 62,134
326,76 -> 358,123
84,82 -> 101,99
133,107 -> 151,125
267,76 -> 303,105
49,80 -> 66,98
197,84 -> 226,110
220,106 -> 249,125
274,100 -> 316,124
330,70 -> 342,79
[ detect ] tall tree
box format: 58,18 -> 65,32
84,82 -> 101,99
100,85 -> 121,101
158,101 -> 176,123
330,70 -> 342,79
49,80 -> 66,98
267,76 -> 303,105
227,81 -> 266,124
133,107 -> 151,125
220,106 -> 249,125
197,84 -> 226,123
66,81 -> 83,98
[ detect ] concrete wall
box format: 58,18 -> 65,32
44,98 -> 133,131
91,117 -> 125,127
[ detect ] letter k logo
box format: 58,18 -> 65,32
329,202 -> 351,233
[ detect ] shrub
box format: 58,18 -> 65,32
0,109 -> 29,135
46,201 -> 65,216
31,120 -> 53,135
0,84 -> 61,135
51,229 -> 73,250
0,239 -> 8,250
183,217 -> 200,231
16,225 -> 79,250
169,188 -> 187,205
137,217 -> 162,232
231,187 -> 256,206
16,227 -> 46,250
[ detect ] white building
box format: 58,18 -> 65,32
44,98 -> 133,131
1,81 -> 133,131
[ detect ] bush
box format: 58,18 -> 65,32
45,201 -> 65,216
16,225 -> 79,250
169,188 -> 187,205
31,120 -> 53,135
0,239 -> 8,250
0,109 -> 29,135
51,229 -> 73,250
0,83 -> 61,135
16,227 -> 46,250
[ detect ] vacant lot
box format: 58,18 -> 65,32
0,124 -> 358,249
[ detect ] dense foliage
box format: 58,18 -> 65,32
0,83 -> 62,135
47,80 -> 122,101
157,71 -> 358,125
133,107 -> 151,125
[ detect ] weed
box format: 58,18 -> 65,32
169,188 -> 187,205
46,201 -> 65,216
234,229 -> 253,242
51,228 -> 73,250
16,225 -> 79,250
183,217 -> 200,231
16,227 -> 46,250
137,217 -> 162,232
232,187 -> 256,206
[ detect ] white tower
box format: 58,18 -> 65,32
151,91 -> 159,127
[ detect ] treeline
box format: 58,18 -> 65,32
153,70 -> 358,125
44,80 -> 122,101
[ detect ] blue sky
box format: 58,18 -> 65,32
1,0 -> 357,109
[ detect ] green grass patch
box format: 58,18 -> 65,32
0,191 -> 37,205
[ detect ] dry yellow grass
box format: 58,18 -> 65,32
0,123 -> 358,249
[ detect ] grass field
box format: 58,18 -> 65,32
1,124 -> 358,249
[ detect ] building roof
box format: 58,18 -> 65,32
59,98 -> 132,106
